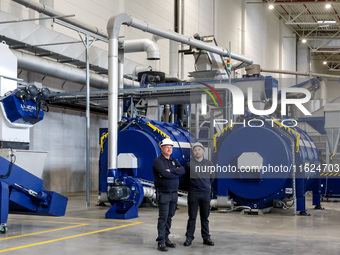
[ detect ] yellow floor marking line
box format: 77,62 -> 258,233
0,223 -> 87,241
0,221 -> 142,253
9,215 -> 141,224
58,216 -> 142,223
7,219 -> 87,224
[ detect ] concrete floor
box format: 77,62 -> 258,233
1,193 -> 340,255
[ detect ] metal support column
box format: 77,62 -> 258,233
80,34 -> 95,207
85,35 -> 91,207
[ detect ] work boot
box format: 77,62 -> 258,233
157,243 -> 168,252
203,238 -> 215,246
183,238 -> 192,246
165,240 -> 176,248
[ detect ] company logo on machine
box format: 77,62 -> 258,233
20,104 -> 37,112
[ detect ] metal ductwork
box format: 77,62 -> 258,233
13,49 -> 141,88
108,14 -> 253,65
9,2 -> 160,87
13,49 -> 108,88
123,39 -> 160,60
106,13 -> 254,171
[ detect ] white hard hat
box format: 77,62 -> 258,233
192,142 -> 205,150
161,138 -> 174,146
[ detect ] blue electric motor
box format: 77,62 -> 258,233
99,117 -> 194,219
213,116 -> 321,214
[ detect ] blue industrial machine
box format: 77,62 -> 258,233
2,85 -> 51,125
0,86 -> 67,234
320,177 -> 340,199
99,117 -> 193,219
98,71 -> 324,216
213,116 -> 322,215
0,153 -> 68,233
1,85 -> 50,124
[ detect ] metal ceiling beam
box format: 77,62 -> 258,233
285,22 -> 338,25
311,50 -> 340,53
318,60 -> 340,63
263,2 -> 340,6
304,36 -> 340,40
294,29 -> 340,31
282,13 -> 340,18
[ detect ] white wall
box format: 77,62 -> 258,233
0,0 -> 298,193
30,108 -> 108,193
214,0 -> 296,84
245,0 -> 297,86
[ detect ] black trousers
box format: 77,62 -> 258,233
156,192 -> 178,244
185,191 -> 211,240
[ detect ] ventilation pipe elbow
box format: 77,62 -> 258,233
123,39 -> 160,60
107,13 -> 133,39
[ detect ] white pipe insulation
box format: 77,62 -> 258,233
12,49 -> 142,88
13,50 -> 109,88
107,12 -> 253,171
123,39 -> 160,60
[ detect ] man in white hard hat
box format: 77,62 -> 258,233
183,142 -> 215,247
153,137 -> 185,252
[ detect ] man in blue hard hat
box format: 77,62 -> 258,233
153,137 -> 185,252
183,142 -> 215,247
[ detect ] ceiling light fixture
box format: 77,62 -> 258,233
268,4 -> 274,10
325,3 -> 332,9
301,38 -> 307,43
323,61 -> 327,65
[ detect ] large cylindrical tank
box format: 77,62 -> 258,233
213,118 -> 320,210
99,118 -> 194,193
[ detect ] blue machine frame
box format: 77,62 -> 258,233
0,156 -> 68,233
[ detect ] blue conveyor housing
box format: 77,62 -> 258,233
0,155 -> 68,233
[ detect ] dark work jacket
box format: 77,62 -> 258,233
184,158 -> 214,193
153,154 -> 185,192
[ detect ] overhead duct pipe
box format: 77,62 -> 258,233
13,0 -> 160,85
13,50 -> 108,88
12,49 -> 141,88
106,13 -> 253,171
109,14 -> 253,65
123,39 -> 160,60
